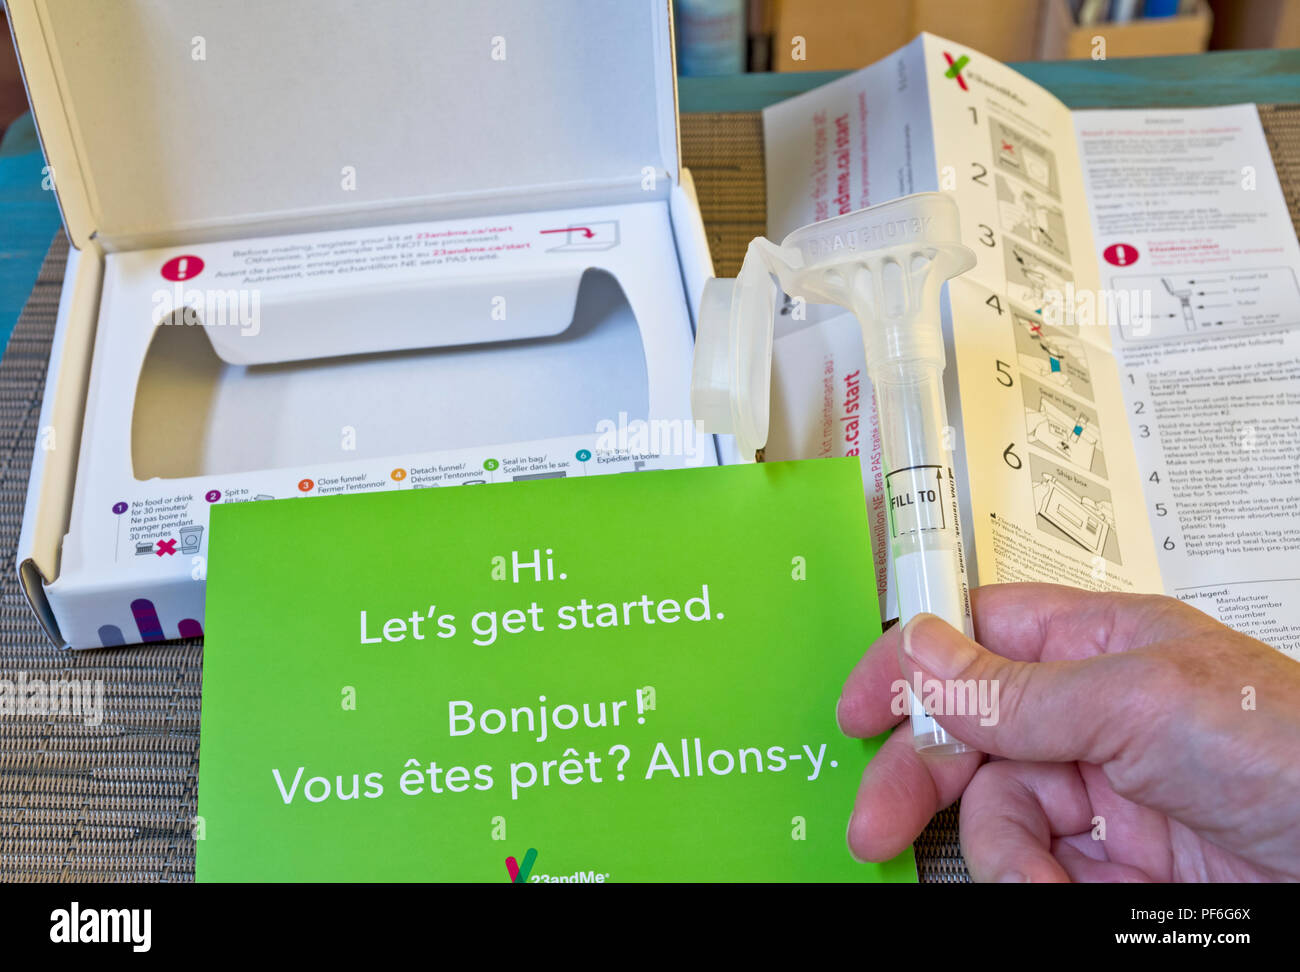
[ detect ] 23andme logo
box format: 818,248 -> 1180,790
505,848 -> 538,883
943,51 -> 970,91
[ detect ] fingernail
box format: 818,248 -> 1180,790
902,613 -> 978,678
834,698 -> 846,736
846,813 -> 871,864
999,870 -> 1030,883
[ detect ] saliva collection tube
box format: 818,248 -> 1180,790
691,192 -> 977,754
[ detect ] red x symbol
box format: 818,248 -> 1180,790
1002,140 -> 1015,154
943,52 -> 969,92
156,539 -> 177,556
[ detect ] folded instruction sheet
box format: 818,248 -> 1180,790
761,34 -> 1300,658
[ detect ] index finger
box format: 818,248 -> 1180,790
837,621 -> 908,739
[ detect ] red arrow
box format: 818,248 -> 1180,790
540,226 -> 594,238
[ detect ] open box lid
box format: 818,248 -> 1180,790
7,0 -> 681,252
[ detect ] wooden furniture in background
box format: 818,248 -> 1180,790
1041,0 -> 1212,59
1,11 -> 32,137
1210,0 -> 1300,49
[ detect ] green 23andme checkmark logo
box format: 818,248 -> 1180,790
505,849 -> 538,883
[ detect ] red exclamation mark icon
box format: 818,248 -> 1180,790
161,254 -> 204,281
1103,243 -> 1138,267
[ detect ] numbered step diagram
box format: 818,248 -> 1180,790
1022,376 -> 1107,478
1012,306 -> 1094,401
1109,267 -> 1300,342
1005,243 -> 1073,317
1030,455 -> 1122,565
996,175 -> 1070,262
989,118 -> 1062,200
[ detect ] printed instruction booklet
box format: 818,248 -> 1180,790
762,34 -> 1300,659
196,460 -> 915,883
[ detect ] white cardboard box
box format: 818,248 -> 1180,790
9,0 -> 716,648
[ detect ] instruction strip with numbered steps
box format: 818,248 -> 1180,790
106,435 -> 675,568
935,56 -> 1300,655
929,43 -> 1158,598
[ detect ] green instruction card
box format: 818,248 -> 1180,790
197,459 -> 914,882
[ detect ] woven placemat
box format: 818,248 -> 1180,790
4,105 -> 1298,883
0,232 -> 202,883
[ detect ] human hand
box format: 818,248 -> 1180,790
836,583 -> 1300,881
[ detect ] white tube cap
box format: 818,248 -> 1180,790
690,248 -> 776,460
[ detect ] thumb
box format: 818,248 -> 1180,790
897,612 -> 1165,765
